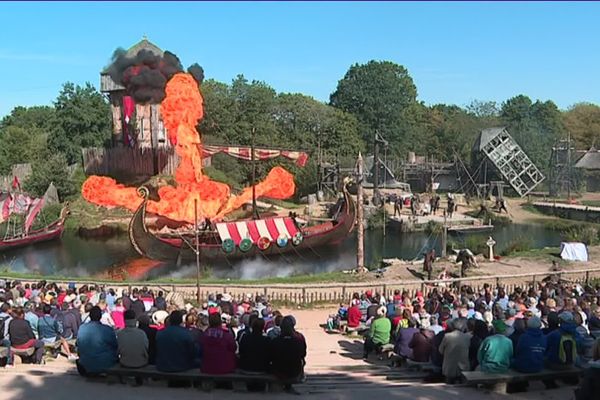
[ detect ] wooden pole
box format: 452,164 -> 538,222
194,199 -> 201,304
356,153 -> 365,272
441,212 -> 447,258
251,126 -> 259,219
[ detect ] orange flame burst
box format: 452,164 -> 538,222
81,73 -> 295,223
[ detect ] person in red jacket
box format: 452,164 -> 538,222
347,302 -> 362,329
199,313 -> 236,374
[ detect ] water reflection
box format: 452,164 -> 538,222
0,224 -> 563,281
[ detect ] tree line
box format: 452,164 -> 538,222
0,60 -> 599,200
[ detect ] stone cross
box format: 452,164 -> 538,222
486,236 -> 496,261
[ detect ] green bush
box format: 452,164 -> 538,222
563,226 -> 599,245
500,236 -> 533,256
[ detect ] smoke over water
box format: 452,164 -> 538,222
107,47 -> 204,104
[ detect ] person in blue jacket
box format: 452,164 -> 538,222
76,306 -> 118,376
545,311 -> 582,369
513,316 -> 547,372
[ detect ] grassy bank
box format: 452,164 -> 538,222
65,195 -> 131,231
0,267 -> 361,286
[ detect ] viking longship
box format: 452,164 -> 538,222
0,185 -> 68,252
128,145 -> 356,262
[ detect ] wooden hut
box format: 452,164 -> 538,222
100,37 -> 169,149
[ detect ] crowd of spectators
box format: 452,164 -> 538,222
0,279 -> 306,391
333,280 -> 600,398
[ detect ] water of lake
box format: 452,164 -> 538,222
0,223 -> 562,281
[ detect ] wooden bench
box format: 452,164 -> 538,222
462,367 -> 583,394
105,365 -> 298,392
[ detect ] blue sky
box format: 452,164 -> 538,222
1,1 -> 599,117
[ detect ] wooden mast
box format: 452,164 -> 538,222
356,153 -> 365,272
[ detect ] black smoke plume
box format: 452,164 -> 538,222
107,47 -> 203,104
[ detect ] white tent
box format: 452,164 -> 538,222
560,242 -> 589,262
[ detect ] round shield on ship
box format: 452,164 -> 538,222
276,234 -> 288,248
239,238 -> 253,252
292,232 -> 303,246
222,238 -> 235,253
257,236 -> 271,250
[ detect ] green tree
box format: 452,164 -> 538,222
0,106 -> 56,132
24,153 -> 76,200
563,103 -> 600,149
48,82 -> 111,164
0,125 -> 47,174
330,60 -> 417,155
500,95 -> 564,170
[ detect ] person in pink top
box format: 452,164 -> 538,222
111,298 -> 126,330
199,313 -> 237,374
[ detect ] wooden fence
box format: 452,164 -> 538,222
81,147 -> 180,178
3,267 -> 600,305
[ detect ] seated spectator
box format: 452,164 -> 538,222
154,291 -> 167,311
116,310 -> 148,368
37,304 -> 75,360
439,318 -> 470,383
509,318 -> 526,349
0,303 -> 14,367
409,318 -> 434,362
239,317 -> 271,372
394,318 -> 418,360
60,302 -> 80,340
513,316 -> 547,373
267,314 -> 283,339
151,310 -> 169,331
271,316 -> 306,390
8,307 -> 44,364
468,319 -> 489,371
363,306 -> 391,359
156,310 -> 197,372
24,303 -> 39,338
546,311 -> 581,370
137,314 -> 157,365
347,300 -> 362,329
575,311 -> 596,368
477,320 -> 513,373
575,338 -> 600,400
200,312 -> 236,374
111,298 -> 126,330
543,311 -> 560,335
76,306 -> 118,376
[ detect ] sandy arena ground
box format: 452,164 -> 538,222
0,308 -> 576,400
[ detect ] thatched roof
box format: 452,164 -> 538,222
574,148 -> 600,170
473,127 -> 506,152
101,37 -> 163,74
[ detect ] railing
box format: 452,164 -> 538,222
3,267 -> 599,305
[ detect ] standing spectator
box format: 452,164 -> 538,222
155,310 -> 197,372
116,310 -> 149,368
477,320 -> 513,373
76,306 -> 118,376
8,307 -> 44,364
200,313 -> 236,374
